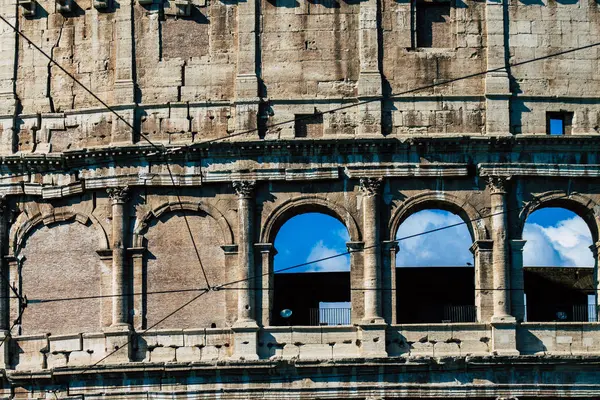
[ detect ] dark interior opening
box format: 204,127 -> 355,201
524,267 -> 595,322
396,267 -> 475,323
272,271 -> 350,326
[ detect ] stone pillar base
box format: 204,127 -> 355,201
359,323 -> 387,358
231,323 -> 259,360
491,318 -> 519,356
103,325 -> 133,364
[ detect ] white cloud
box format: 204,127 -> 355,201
306,240 -> 351,272
524,216 -> 593,267
396,210 -> 474,267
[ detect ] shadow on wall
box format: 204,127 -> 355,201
266,0 -> 366,8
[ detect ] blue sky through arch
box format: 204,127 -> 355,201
274,213 -> 350,273
395,210 -> 474,267
523,208 -> 593,267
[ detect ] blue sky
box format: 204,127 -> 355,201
273,208 -> 594,274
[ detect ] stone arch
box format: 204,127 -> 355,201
11,209 -> 109,256
388,191 -> 488,243
133,200 -> 234,247
260,195 -> 361,244
517,191 -> 600,244
14,208 -> 108,335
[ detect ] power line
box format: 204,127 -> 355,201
2,11 -> 600,378
20,184 -> 600,304
0,14 -> 212,289
72,289 -> 209,377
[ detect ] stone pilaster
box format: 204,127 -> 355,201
485,0 -> 511,135
0,0 -> 18,154
357,0 -> 383,136
591,241 -> 600,313
359,177 -> 384,324
107,186 -> 130,328
382,240 -> 398,324
232,181 -> 258,360
128,247 -> 145,330
510,239 -> 527,322
470,239 -> 494,323
235,0 -> 260,136
114,0 -> 135,105
255,243 -> 276,327
487,176 -> 518,355
0,198 -> 8,333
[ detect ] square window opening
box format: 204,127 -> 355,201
546,111 -> 573,136
295,114 -> 324,138
415,0 -> 452,48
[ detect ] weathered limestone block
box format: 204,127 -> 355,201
176,346 -> 201,362
13,334 -> 48,371
150,347 -> 176,363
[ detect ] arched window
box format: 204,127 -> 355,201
523,208 -> 594,322
272,213 -> 351,326
395,209 -> 475,323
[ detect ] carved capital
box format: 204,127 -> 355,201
233,180 -> 256,198
359,177 -> 383,197
107,186 -> 130,204
486,175 -> 510,195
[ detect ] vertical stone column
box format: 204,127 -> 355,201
232,181 -> 259,360
470,240 -> 494,322
382,240 -> 399,324
255,243 -> 276,327
235,0 -> 260,135
0,198 -> 8,333
484,0 -> 511,135
129,247 -> 145,330
487,176 -> 518,355
510,239 -> 527,322
488,176 -> 512,320
591,241 -> 600,315
114,0 -> 135,105
358,178 -> 387,356
360,177 -> 384,323
0,0 -> 18,153
357,0 -> 383,136
107,186 -> 130,327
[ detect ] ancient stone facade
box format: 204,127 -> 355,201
0,0 -> 598,398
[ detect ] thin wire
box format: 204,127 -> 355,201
21,183 -> 600,304
73,289 -> 209,377
0,13 -> 212,289
190,40 -> 600,148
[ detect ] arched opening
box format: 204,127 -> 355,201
143,210 -> 226,329
272,213 -> 351,326
523,207 -> 595,322
395,209 -> 475,323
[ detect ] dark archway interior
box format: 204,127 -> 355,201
273,272 -> 350,326
272,212 -> 351,326
396,267 -> 475,323
395,209 -> 476,323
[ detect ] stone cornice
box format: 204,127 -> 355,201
479,163 -> 600,177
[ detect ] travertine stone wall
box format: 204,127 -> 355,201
3,0 -> 600,152
2,0 -> 600,396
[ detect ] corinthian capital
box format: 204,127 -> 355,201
486,175 -> 510,195
359,177 -> 383,197
233,180 -> 256,198
107,186 -> 130,204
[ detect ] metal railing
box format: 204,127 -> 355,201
309,308 -> 352,326
572,304 -> 598,322
443,305 -> 477,323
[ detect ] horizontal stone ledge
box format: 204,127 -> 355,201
479,163 -> 600,177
